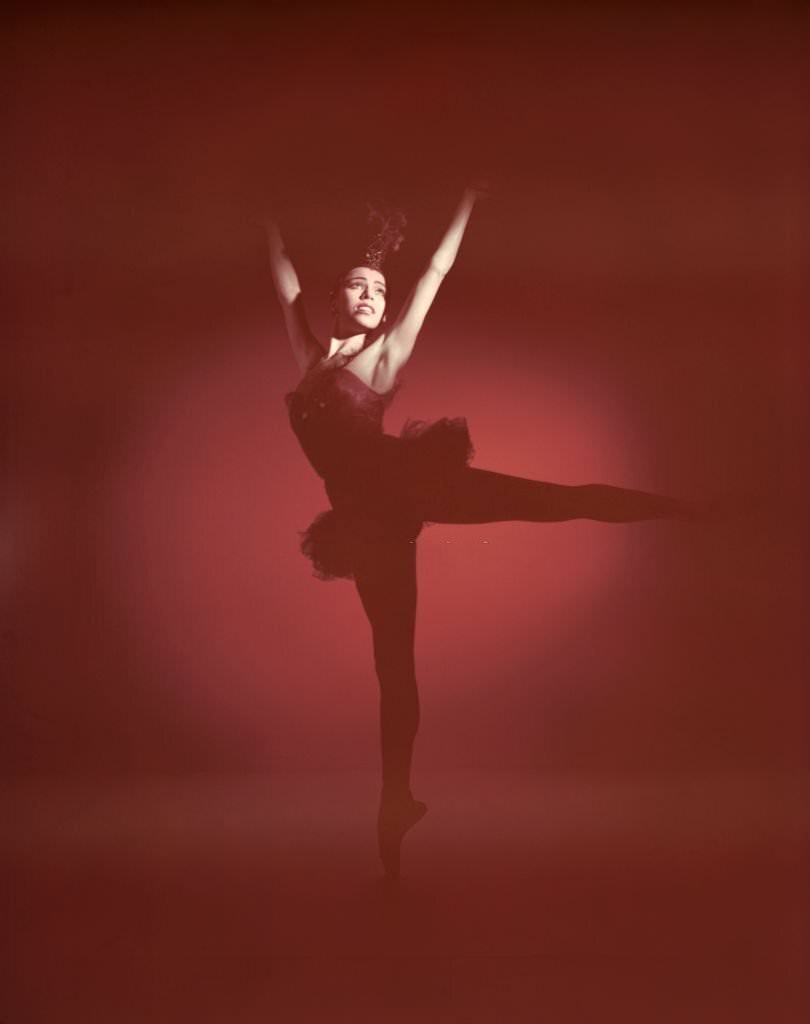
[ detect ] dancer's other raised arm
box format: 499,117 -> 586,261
265,219 -> 325,374
378,183 -> 486,377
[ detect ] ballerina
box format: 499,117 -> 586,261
266,183 -> 691,879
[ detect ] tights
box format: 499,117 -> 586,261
352,465 -> 686,798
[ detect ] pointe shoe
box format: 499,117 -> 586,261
377,796 -> 428,880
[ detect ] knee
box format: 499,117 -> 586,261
374,648 -> 416,688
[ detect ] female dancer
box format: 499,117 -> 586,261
267,185 -> 690,878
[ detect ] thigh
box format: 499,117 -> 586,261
413,466 -> 582,524
353,536 -> 418,679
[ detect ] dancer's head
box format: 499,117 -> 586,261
330,267 -> 387,336
329,202 -> 405,338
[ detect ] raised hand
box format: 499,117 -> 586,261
464,177 -> 494,201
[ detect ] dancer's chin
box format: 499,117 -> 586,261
337,319 -> 373,338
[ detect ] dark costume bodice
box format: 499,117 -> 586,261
285,353 -> 475,580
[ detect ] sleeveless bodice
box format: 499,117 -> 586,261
285,356 -> 401,484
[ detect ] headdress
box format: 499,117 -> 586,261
360,201 -> 407,272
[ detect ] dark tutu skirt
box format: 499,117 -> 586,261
299,415 -> 475,581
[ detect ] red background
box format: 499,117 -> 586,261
5,4 -> 806,778
3,5 -> 809,1021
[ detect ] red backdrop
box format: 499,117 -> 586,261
4,4 -> 807,779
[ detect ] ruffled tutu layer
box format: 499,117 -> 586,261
398,415 -> 475,472
299,415 -> 475,581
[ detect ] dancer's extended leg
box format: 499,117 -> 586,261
412,466 -> 689,524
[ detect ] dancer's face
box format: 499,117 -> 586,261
333,267 -> 387,333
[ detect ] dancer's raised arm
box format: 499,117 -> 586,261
378,184 -> 485,377
265,219 -> 325,374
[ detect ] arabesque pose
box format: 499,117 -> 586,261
267,184 -> 692,878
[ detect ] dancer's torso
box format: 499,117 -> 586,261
285,352 -> 401,485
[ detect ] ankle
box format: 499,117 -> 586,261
381,784 -> 413,803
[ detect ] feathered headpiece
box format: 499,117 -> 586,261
360,201 -> 407,271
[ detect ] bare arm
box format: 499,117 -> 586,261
377,185 -> 484,379
265,220 -> 324,374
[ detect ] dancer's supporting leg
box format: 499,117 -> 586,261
352,535 -> 427,878
413,466 -> 691,525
